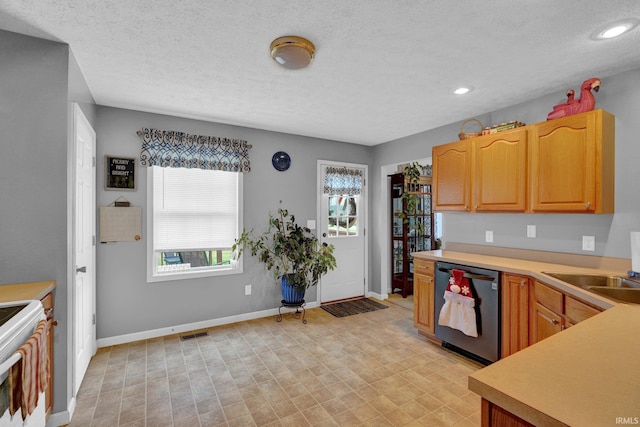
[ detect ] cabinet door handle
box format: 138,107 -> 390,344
585,202 -> 591,209
76,266 -> 87,273
539,311 -> 559,325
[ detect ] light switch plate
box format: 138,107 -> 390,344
582,236 -> 595,251
485,230 -> 494,243
245,284 -> 252,295
307,220 -> 316,230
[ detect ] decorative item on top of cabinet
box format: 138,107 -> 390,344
501,273 -> 530,358
390,169 -> 434,297
458,118 -> 484,140
546,77 -> 600,120
530,109 -> 614,213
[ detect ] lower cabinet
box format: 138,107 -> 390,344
501,273 -> 530,358
41,291 -> 55,418
481,399 -> 535,427
531,281 -> 602,345
413,259 -> 436,338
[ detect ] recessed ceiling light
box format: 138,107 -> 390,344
453,86 -> 473,95
591,19 -> 638,40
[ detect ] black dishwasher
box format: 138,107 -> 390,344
434,261 -> 501,365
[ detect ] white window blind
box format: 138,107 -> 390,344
152,166 -> 238,251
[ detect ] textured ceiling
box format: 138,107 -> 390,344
1,1 -> 639,145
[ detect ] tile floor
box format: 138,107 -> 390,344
68,298 -> 483,426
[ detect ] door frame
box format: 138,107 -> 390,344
317,160 -> 369,301
71,103 -> 97,397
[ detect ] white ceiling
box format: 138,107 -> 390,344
1,1 -> 639,145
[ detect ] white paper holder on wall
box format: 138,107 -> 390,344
99,205 -> 142,242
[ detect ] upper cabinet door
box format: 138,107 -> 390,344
473,128 -> 528,212
529,110 -> 614,213
433,140 -> 471,211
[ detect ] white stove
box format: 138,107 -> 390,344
0,300 -> 46,426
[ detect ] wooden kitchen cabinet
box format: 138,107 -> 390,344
432,139 -> 471,211
481,398 -> 535,427
433,128 -> 527,213
40,291 -> 55,417
529,109 -> 615,213
413,258 -> 436,339
501,273 -> 530,358
531,280 -> 602,344
432,109 -> 614,214
473,129 -> 528,212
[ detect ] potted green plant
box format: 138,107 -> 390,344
233,205 -> 337,304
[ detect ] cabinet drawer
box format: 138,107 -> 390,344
534,281 -> 563,314
565,296 -> 600,324
414,259 -> 434,276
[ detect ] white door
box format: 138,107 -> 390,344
73,104 -> 96,395
319,162 -> 367,303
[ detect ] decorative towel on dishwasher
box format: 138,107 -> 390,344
438,269 -> 478,337
8,319 -> 49,420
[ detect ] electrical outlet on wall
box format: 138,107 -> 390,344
485,231 -> 494,243
245,284 -> 252,295
582,236 -> 595,251
527,225 -> 536,238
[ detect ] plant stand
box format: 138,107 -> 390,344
277,300 -> 307,324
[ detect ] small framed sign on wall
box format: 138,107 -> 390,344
105,156 -> 136,190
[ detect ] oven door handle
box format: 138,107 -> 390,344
437,267 -> 495,282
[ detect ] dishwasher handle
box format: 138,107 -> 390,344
437,267 -> 496,282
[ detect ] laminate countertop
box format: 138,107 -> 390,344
412,249 -> 624,309
468,304 -> 640,426
0,280 -> 56,303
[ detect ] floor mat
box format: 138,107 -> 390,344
320,298 -> 388,318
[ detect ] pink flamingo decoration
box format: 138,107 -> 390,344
547,78 -> 600,120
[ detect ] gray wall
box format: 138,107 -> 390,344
95,106 -> 372,339
369,68 -> 640,295
0,30 -> 96,417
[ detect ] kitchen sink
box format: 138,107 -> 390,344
586,287 -> 640,304
542,272 -> 640,304
542,272 -> 640,289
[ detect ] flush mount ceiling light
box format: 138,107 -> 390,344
591,19 -> 639,40
270,36 -> 315,70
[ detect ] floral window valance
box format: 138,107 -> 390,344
323,167 -> 363,195
138,128 -> 251,173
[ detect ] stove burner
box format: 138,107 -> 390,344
0,304 -> 27,328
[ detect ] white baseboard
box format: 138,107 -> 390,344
47,395 -> 74,427
367,291 -> 388,301
97,301 -> 320,348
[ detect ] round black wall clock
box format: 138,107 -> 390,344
272,151 -> 291,171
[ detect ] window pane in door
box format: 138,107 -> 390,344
326,195 -> 358,237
